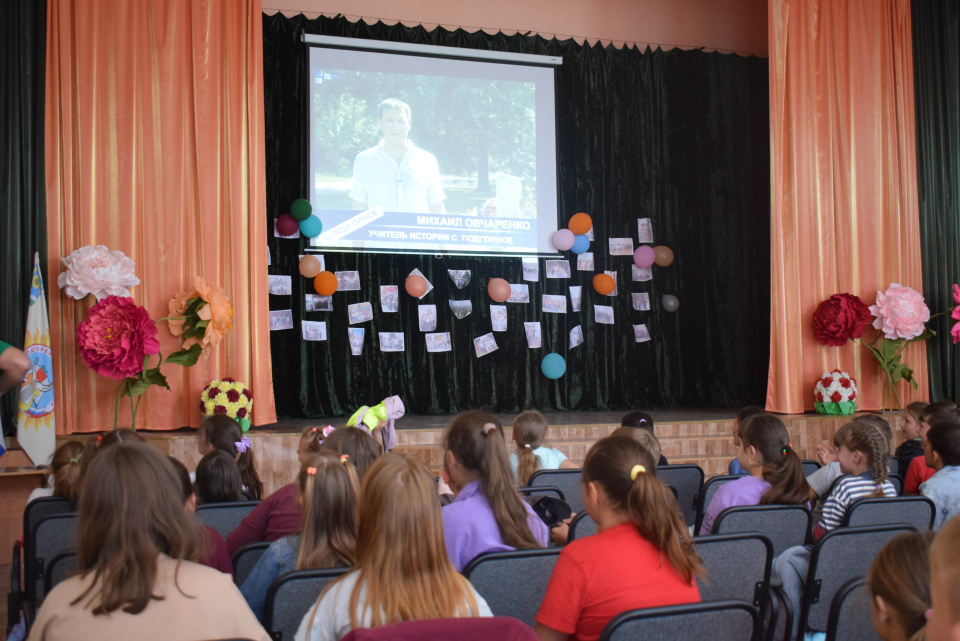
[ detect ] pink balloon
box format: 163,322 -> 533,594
276,213 -> 299,236
634,245 -> 656,268
553,229 -> 575,251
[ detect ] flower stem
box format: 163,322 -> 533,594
131,394 -> 143,431
114,385 -> 123,430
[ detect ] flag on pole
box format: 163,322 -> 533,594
18,253 -> 56,465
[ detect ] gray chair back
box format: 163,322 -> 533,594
802,460 -> 822,475
887,456 -> 900,476
28,513 -> 77,605
232,541 -> 271,586
888,474 -> 903,496
712,504 -> 812,556
517,486 -> 566,502
22,497 -> 74,543
43,550 -> 77,595
528,470 -> 582,512
801,524 -> 915,634
599,600 -> 758,641
842,496 -> 934,530
195,501 -> 260,539
826,578 -> 881,641
264,567 -> 350,641
567,511 -> 597,542
694,532 -> 772,629
695,475 -> 741,534
462,548 -> 562,626
657,464 -> 704,527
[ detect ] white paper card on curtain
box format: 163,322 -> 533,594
638,218 -> 654,243
506,284 -> 529,303
302,321 -> 327,341
490,305 -> 507,332
605,270 -> 618,296
587,227 -> 594,241
546,260 -> 571,278
632,292 -> 650,311
348,328 -> 364,355
449,300 -> 472,319
595,305 -> 614,324
524,322 -> 542,348
569,325 -> 584,348
379,332 -> 405,352
419,305 -> 438,332
268,275 -> 291,296
306,294 -> 332,312
269,310 -> 294,330
609,238 -> 634,256
632,265 -> 653,282
336,271 -> 361,291
448,270 -> 471,289
348,302 -> 373,324
409,268 -> 434,299
425,332 -> 452,353
542,295 -> 567,314
577,253 -> 594,271
380,286 -> 398,312
633,324 -> 651,342
473,333 -> 499,357
521,257 -> 539,282
569,286 -> 582,312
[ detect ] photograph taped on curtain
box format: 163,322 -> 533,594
524,322 -> 542,348
302,321 -> 327,341
348,302 -> 374,324
490,305 -> 507,332
425,332 -> 452,352
569,286 -> 582,312
542,294 -> 567,313
269,310 -> 294,330
609,238 -> 634,256
473,332 -> 499,357
632,292 -> 650,311
522,257 -> 539,281
268,275 -> 292,296
306,294 -> 333,312
638,218 -> 654,243
379,332 -> 405,352
604,270 -> 618,296
380,285 -> 399,312
546,260 -> 571,278
577,252 -> 594,271
419,304 -> 438,332
506,284 -> 529,303
594,305 -> 614,324
633,324 -> 651,343
336,271 -> 362,291
349,328 -> 364,355
569,325 -> 584,348
632,265 -> 652,282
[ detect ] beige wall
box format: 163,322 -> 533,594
263,0 -> 769,57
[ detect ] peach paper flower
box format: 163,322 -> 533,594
869,283 -> 930,340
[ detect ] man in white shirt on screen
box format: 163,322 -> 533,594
349,98 -> 446,214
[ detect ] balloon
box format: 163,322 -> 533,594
314,271 -> 338,296
276,213 -> 299,236
571,234 -> 590,254
488,278 -> 512,302
592,274 -> 616,295
405,275 -> 428,298
299,215 -> 323,238
634,245 -> 656,268
541,353 -> 567,379
553,229 -> 575,251
662,294 -> 680,312
298,255 -> 322,278
654,245 -> 674,267
568,213 -> 593,235
289,198 -> 313,221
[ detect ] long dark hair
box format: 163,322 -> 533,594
296,453 -> 358,570
199,415 -> 262,499
739,414 -> 810,505
582,435 -> 702,583
443,411 -> 541,550
320,427 -> 382,481
194,450 -> 242,504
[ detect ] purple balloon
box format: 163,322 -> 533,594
634,245 -> 656,268
553,229 -> 575,251
276,213 -> 299,236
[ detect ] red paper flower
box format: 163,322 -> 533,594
831,391 -> 842,402
207,386 -> 221,398
76,295 -> 159,380
226,389 -> 241,403
214,405 -> 227,414
812,293 -> 872,347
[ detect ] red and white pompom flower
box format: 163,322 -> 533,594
814,369 -> 858,404
200,378 -> 253,432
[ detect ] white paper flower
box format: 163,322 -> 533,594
58,245 -> 140,301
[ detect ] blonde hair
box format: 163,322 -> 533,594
868,531 -> 933,641
610,426 -> 662,462
838,421 -> 889,498
512,411 -> 548,486
296,453 -> 358,570
313,453 -> 479,630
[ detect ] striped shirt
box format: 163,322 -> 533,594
818,473 -> 897,533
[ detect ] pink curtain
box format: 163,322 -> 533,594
45,0 -> 276,431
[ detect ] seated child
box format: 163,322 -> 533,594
620,410 -> 669,465
167,456 -> 233,577
928,513 -> 960,641
535,435 -> 701,641
28,440 -> 83,504
905,401 -> 958,495
727,405 -> 766,475
700,414 -> 810,535
922,419 -> 960,530
194,450 -> 242,504
511,410 -> 577,486
895,401 -> 928,478
199,415 -> 263,500
867,531 -> 933,641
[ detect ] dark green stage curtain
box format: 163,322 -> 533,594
913,0 -> 960,403
262,14 -> 770,418
0,0 -> 47,432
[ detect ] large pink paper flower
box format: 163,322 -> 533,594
77,295 -> 159,380
58,245 -> 140,300
869,283 -> 930,340
952,284 -> 960,345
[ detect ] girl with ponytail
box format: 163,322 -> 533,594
511,410 -> 577,486
700,414 -> 811,534
441,411 -> 549,572
535,435 -> 701,641
868,531 -> 933,641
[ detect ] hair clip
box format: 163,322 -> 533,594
235,436 -> 252,453
482,423 -> 497,435
630,464 -> 646,480
638,419 -> 646,424
311,427 -> 318,433
306,466 -> 317,475
340,454 -> 350,462
524,443 -> 532,449
69,458 -> 79,464
323,425 -> 336,438
97,435 -> 103,442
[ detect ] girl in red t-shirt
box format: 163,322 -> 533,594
535,435 -> 703,641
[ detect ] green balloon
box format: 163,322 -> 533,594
290,198 -> 313,221
299,215 -> 323,238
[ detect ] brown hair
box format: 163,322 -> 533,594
739,414 -> 811,505
79,428 -> 144,484
50,441 -> 84,500
313,453 -> 479,630
868,531 -> 934,641
443,411 -> 541,550
838,421 -> 889,498
73,442 -> 201,615
905,401 -> 930,426
920,400 -> 959,427
299,425 -> 326,458
296,453 -> 359,570
931,514 -> 960,624
620,410 -> 655,432
610,426 -> 662,462
583,435 -> 702,582
194,450 -> 242,504
512,410 -> 549,486
854,415 -> 893,454
198,415 -> 262,499
167,456 -> 193,502
927,421 -> 960,467
320,427 -> 382,480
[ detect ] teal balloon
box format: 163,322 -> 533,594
571,234 -> 590,254
290,198 -> 313,221
541,353 -> 566,379
299,215 -> 323,238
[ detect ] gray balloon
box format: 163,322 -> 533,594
662,294 -> 680,312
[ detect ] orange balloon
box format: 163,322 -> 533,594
568,212 -> 593,236
299,255 -> 322,278
488,278 -> 512,302
653,245 -> 674,267
405,274 -> 428,297
314,271 -> 338,296
593,273 -> 615,295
